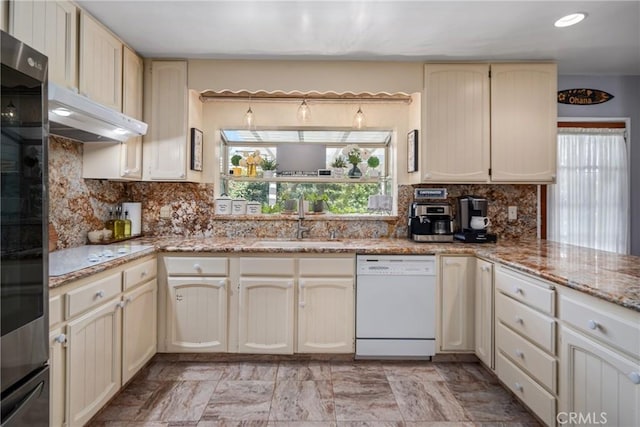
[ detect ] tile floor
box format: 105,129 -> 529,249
90,358 -> 542,426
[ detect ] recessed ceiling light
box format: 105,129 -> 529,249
51,107 -> 72,117
554,13 -> 586,28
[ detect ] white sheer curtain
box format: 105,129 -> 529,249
547,127 -> 629,254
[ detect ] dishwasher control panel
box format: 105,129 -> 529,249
356,255 -> 435,275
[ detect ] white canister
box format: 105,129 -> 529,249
232,198 -> 247,215
215,195 -> 232,215
246,201 -> 261,215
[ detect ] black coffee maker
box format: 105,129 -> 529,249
408,202 -> 454,242
454,195 -> 497,243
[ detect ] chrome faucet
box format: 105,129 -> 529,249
296,196 -> 310,239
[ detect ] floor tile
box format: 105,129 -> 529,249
95,380 -> 166,421
139,381 -> 216,422
330,362 -> 387,383
333,380 -> 403,422
335,422 -> 404,427
197,422 -> 269,427
221,362 -> 278,381
277,361 -> 332,381
202,381 -> 274,421
388,380 -> 467,422
270,381 -> 335,421
382,363 -> 444,383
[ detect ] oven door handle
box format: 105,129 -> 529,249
1,380 -> 45,427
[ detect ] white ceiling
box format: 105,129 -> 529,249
77,0 -> 640,75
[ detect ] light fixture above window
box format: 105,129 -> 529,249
353,106 -> 366,129
297,99 -> 311,123
554,12 -> 586,28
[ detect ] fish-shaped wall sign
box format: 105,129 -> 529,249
557,88 -> 614,105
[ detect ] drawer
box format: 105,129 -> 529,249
496,352 -> 556,427
65,272 -> 121,319
49,295 -> 63,328
299,257 -> 354,276
559,291 -> 640,358
495,266 -> 555,315
123,258 -> 157,290
240,257 -> 295,276
164,257 -> 227,276
496,292 -> 555,354
496,322 -> 556,392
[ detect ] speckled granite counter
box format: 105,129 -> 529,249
49,237 -> 640,312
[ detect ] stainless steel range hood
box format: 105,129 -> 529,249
48,82 -> 147,142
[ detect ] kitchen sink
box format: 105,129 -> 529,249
251,240 -> 345,248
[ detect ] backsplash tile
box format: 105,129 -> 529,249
48,138 -> 538,248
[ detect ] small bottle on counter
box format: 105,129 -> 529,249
123,211 -> 132,238
113,206 -> 125,239
105,208 -> 115,233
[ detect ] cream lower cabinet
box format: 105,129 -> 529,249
558,287 -> 640,426
66,299 -> 122,427
474,258 -> 494,368
297,257 -> 355,353
122,279 -> 157,383
166,277 -> 227,352
439,255 -> 475,352
49,327 -> 66,427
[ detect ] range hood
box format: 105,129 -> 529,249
48,83 -> 148,143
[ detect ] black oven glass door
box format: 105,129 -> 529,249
1,63 -> 45,337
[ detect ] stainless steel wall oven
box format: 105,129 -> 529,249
1,30 -> 49,426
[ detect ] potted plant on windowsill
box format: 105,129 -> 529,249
330,156 -> 347,178
230,154 -> 243,176
261,157 -> 278,178
308,193 -> 329,213
367,155 -> 380,177
343,144 -> 363,178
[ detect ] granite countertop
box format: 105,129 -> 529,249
49,236 -> 640,312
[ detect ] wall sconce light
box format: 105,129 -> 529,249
353,106 -> 366,129
297,99 -> 311,123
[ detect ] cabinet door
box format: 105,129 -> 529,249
298,277 -> 354,353
490,63 -> 557,182
475,259 -> 494,368
559,325 -> 640,427
122,279 -> 157,383
66,300 -> 122,427
49,327 -> 66,427
79,11 -> 122,111
440,256 -> 475,351
422,64 -> 490,182
238,277 -> 294,354
146,60 -> 188,180
120,46 -> 144,179
166,277 -> 227,352
11,0 -> 78,89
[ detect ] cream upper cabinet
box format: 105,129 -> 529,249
422,64 -> 490,182
474,258 -> 494,368
490,63 -> 557,182
66,299 -> 122,427
79,11 -> 122,111
10,0 -> 78,89
144,60 -> 203,181
421,63 -> 557,183
439,255 -> 475,352
120,45 -> 144,179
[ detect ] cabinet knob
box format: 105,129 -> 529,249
514,316 -> 524,325
116,301 -> 125,309
513,286 -> 522,294
140,271 -> 147,277
193,263 -> 202,272
54,334 -> 67,344
96,290 -> 105,298
587,320 -> 599,330
514,382 -> 524,392
423,173 -> 432,180
180,173 -> 186,178
123,169 -> 130,174
629,372 -> 640,385
126,297 -> 133,304
482,265 -> 490,272
514,349 -> 524,358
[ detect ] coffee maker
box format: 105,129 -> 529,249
454,195 -> 497,243
408,202 -> 454,242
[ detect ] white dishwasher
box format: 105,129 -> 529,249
356,255 -> 436,359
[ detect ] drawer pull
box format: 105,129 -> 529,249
514,382 -> 524,392
54,334 -> 67,344
95,290 -> 105,298
116,301 -> 125,309
514,349 -> 524,359
514,316 -> 524,325
481,265 -> 491,272
125,297 -> 132,305
587,319 -> 599,330
629,372 -> 640,385
140,271 -> 147,277
193,263 -> 202,272
513,286 -> 523,294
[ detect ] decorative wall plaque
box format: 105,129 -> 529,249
557,88 -> 614,105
